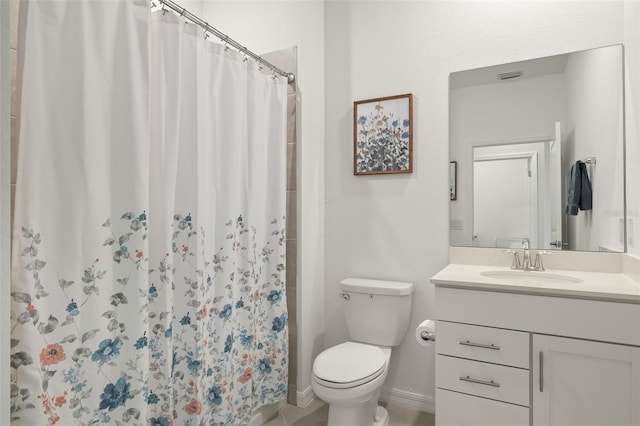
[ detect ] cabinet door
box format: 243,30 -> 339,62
533,335 -> 640,426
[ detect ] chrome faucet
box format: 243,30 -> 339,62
521,238 -> 531,270
505,238 -> 547,271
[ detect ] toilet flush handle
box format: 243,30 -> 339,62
339,293 -> 350,300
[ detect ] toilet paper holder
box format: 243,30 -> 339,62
416,319 -> 436,347
420,330 -> 435,342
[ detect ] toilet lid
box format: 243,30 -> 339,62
313,342 -> 386,388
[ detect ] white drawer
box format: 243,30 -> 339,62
436,355 -> 530,406
436,388 -> 530,426
437,321 -> 530,368
435,286 -> 640,346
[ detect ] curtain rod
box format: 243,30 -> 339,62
155,0 -> 295,84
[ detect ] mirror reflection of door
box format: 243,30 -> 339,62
549,122 -> 563,250
473,153 -> 537,248
472,136 -> 563,251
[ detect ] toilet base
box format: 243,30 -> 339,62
374,406 -> 389,426
326,396 -> 388,426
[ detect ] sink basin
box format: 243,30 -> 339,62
480,270 -> 583,284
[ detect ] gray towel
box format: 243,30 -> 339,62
565,161 -> 592,215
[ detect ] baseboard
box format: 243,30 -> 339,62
380,388 -> 435,414
295,385 -> 434,413
297,385 -> 316,408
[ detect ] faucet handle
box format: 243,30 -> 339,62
512,252 -> 522,269
503,250 -> 522,269
533,252 -> 544,271
532,251 -> 552,271
502,249 -> 522,269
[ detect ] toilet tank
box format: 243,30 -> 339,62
340,278 -> 414,347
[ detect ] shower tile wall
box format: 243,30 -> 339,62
285,84 -> 298,404
261,46 -> 299,405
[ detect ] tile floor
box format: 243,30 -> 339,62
264,399 -> 435,426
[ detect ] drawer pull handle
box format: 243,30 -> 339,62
459,375 -> 500,388
459,340 -> 501,350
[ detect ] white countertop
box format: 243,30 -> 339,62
431,263 -> 640,303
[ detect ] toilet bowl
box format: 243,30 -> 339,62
312,342 -> 392,426
311,278 -> 414,426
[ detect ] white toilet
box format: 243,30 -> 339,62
312,278 -> 414,426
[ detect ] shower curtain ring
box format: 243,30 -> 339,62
180,8 -> 186,17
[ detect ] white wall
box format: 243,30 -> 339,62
179,0 -> 204,15
564,46 -> 625,252
624,1 -> 640,257
198,1 -> 326,402
324,0 -> 630,409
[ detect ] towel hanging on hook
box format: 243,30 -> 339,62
565,160 -> 592,215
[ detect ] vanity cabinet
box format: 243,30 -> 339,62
434,286 -> 640,426
533,335 -> 640,426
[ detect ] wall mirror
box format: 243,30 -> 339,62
449,44 -> 625,252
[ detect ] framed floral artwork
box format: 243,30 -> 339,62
353,93 -> 413,175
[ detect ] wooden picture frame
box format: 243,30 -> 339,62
450,161 -> 457,200
353,93 -> 413,175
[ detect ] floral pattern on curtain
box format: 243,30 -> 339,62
10,2 -> 289,425
12,212 -> 287,425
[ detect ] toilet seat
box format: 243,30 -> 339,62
313,342 -> 386,389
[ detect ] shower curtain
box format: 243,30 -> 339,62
10,2 -> 288,425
